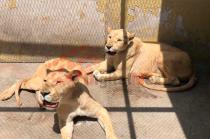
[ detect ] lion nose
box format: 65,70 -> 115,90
44,95 -> 52,102
106,45 -> 112,49
42,91 -> 50,97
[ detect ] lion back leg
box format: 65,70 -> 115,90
148,63 -> 180,86
0,79 -> 28,101
148,76 -> 180,86
138,70 -> 180,86
0,79 -> 28,106
0,83 -> 17,100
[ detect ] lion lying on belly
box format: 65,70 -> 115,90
88,28 -> 196,92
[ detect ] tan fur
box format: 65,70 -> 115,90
0,58 -> 86,105
0,58 -> 117,139
89,28 -> 196,92
37,69 -> 117,139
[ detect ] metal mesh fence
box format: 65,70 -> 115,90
0,0 -> 107,62
0,0 -> 210,62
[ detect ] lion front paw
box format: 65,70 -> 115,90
106,134 -> 118,139
149,76 -> 158,84
93,70 -> 103,81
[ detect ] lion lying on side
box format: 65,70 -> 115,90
0,58 -> 117,139
0,58 -> 84,105
87,28 -> 196,92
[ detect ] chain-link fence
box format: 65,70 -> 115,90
0,0 -> 210,62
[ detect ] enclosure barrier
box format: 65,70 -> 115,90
0,0 -> 209,62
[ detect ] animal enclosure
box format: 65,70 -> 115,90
0,0 -> 210,139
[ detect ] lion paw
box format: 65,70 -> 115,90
0,91 -> 12,101
93,70 -> 103,81
149,76 -> 157,84
107,135 -> 118,139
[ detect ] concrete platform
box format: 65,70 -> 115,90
0,63 -> 210,139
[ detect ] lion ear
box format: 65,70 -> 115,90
107,27 -> 112,33
128,32 -> 135,40
46,69 -> 53,74
71,70 -> 82,81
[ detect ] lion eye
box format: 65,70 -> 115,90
109,36 -> 111,39
117,39 -> 122,41
56,81 -> 63,84
43,79 -> 47,82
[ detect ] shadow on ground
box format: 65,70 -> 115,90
158,1 -> 210,139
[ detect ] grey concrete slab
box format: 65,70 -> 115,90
0,63 -> 210,139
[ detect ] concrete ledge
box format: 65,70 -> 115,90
0,41 -> 104,62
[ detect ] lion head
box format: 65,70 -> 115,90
36,69 -> 86,110
105,27 -> 135,55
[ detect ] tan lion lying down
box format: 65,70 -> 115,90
37,68 -> 117,139
0,58 -> 84,105
87,28 -> 196,92
0,58 -> 117,139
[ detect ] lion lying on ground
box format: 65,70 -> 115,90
0,58 -> 117,139
37,68 -> 117,139
87,28 -> 196,92
0,58 -> 84,105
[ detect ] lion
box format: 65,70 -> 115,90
0,58 -> 117,139
36,69 -> 117,139
0,58 -> 85,105
87,28 -> 196,92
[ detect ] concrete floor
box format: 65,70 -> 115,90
0,63 -> 210,139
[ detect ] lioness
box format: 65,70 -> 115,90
88,28 -> 196,92
36,69 -> 117,139
0,58 -> 86,105
0,58 -> 117,139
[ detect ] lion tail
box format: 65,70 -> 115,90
0,79 -> 29,106
139,74 -> 197,92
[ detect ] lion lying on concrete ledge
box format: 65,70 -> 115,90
87,28 -> 196,92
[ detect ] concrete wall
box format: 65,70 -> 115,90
0,0 -> 210,62
126,0 -> 210,62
